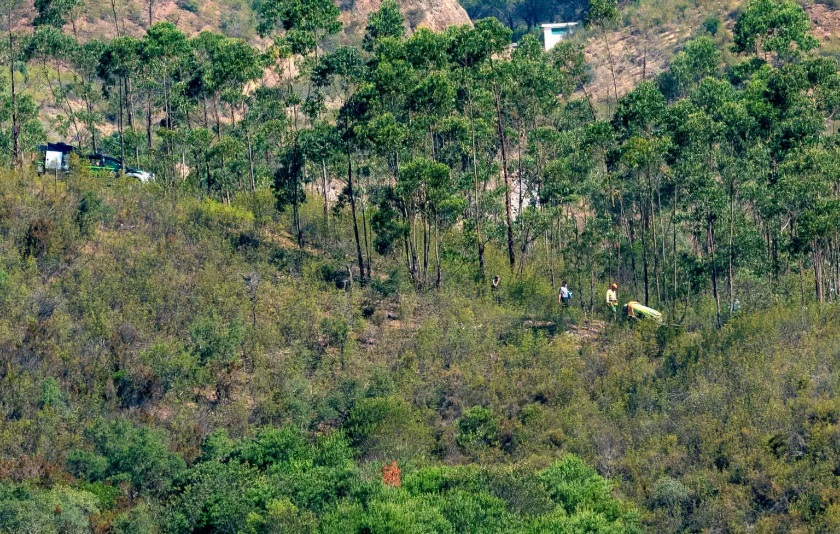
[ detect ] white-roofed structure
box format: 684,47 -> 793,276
541,22 -> 580,51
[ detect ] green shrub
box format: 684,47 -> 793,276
81,418 -> 186,496
233,188 -> 276,226
166,460 -> 269,533
75,191 -> 113,237
244,498 -> 318,533
703,16 -> 720,35
651,476 -> 691,510
0,484 -> 100,534
348,397 -> 434,462
456,406 -> 500,453
188,198 -> 255,234
199,429 -> 236,462
176,0 -> 199,12
112,502 -> 160,534
539,455 -> 618,518
233,427 -> 312,469
66,449 -> 109,481
189,311 -> 245,366
320,316 -> 349,349
39,376 -> 63,409
74,481 -> 121,510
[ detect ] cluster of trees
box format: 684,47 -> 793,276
458,0 -> 588,35
1,422 -> 640,532
6,0 -> 840,322
3,0 -> 840,531
2,162 -> 840,531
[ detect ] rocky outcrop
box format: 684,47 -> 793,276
31,0 -> 471,43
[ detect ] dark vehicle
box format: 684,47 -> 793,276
86,154 -> 154,182
36,144 -> 153,182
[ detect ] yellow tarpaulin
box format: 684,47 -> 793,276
626,301 -> 663,322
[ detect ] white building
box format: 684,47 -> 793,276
541,22 -> 580,51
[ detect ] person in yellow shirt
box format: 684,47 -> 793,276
606,282 -> 618,320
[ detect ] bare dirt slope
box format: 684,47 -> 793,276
53,0 -> 469,42
342,0 -> 470,33
581,1 -> 840,103
583,26 -> 689,102
806,3 -> 840,41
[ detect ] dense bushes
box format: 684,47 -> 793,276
68,418 -> 186,497
1,174 -> 840,531
0,484 -> 101,534
39,425 -> 634,533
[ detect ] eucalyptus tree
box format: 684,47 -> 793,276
230,86 -> 289,197
307,45 -> 368,250
139,22 -> 188,163
612,81 -> 668,306
23,27 -> 81,146
585,0 -> 620,110
1,0 -> 29,167
658,36 -> 722,99
299,122 -> 340,223
98,36 -> 142,168
451,18 -> 516,269
68,39 -> 106,153
255,0 -> 341,59
733,0 -> 818,63
32,0 -> 81,29
395,159 -> 459,287
776,146 -> 840,302
188,32 -> 264,139
337,84 -> 378,284
362,0 -> 404,53
446,19 -> 510,277
255,0 -> 342,244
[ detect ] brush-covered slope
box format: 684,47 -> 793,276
45,0 -> 469,42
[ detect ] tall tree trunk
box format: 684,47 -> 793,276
517,128 -> 524,215
602,30 -> 619,113
435,217 -> 442,288
468,90 -> 485,279
647,172 -> 661,306
493,83 -> 515,269
728,188 -> 736,313
290,146 -> 302,247
708,215 -> 722,328
125,78 -> 139,165
9,20 -> 19,168
347,147 -> 365,285
362,202 -> 371,279
672,183 -> 678,318
118,80 -> 126,172
146,93 -> 153,153
111,0 -> 123,36
815,244 -> 824,303
641,203 -> 650,306
214,95 -> 222,141
423,216 -> 429,285
247,130 -> 256,192
322,159 -> 329,223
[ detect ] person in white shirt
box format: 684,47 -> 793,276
606,282 -> 618,320
559,282 -> 571,307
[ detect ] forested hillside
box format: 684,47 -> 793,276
4,0 -> 840,531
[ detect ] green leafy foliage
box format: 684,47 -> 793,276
733,0 -> 819,60
70,418 -> 186,496
3,1 -> 840,532
0,484 -> 100,534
